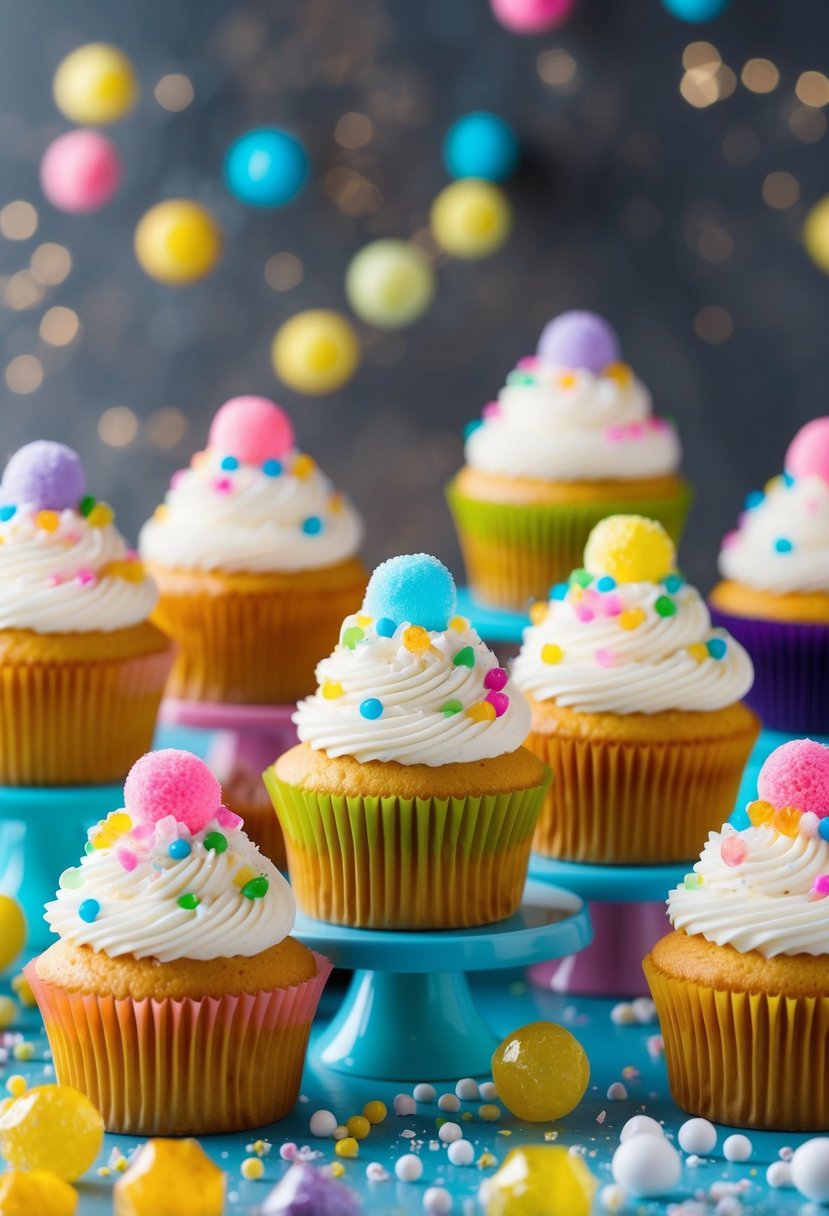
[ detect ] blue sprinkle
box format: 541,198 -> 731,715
820,820 -> 829,843
168,839 -> 192,861
744,490 -> 764,510
550,583 -> 569,601
364,554 -> 456,633
783,470 -> 795,487
376,617 -> 397,637
220,455 -> 239,471
464,419 -> 484,439
663,573 -> 685,593
596,576 -> 617,593
707,637 -> 727,660
730,806 -> 751,831
302,516 -> 324,535
359,698 -> 383,720
774,537 -> 793,553
78,898 -> 101,924
0,505 -> 15,522
262,459 -> 283,477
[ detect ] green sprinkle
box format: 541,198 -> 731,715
84,841 -> 95,855
569,568 -> 593,588
241,876 -> 269,900
177,893 -> 200,910
442,699 -> 464,716
342,626 -> 365,650
654,595 -> 677,617
436,1117 -> 447,1129
506,370 -> 535,387
79,495 -> 96,517
683,873 -> 702,890
59,867 -> 84,890
453,646 -> 475,668
203,831 -> 228,854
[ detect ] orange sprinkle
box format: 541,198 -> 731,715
402,625 -> 430,654
557,372 -> 577,389
604,361 -> 633,387
774,806 -> 801,837
36,510 -> 59,532
449,615 -> 469,632
747,799 -> 775,827
619,608 -> 646,631
529,602 -> 547,624
467,701 -> 497,723
293,454 -> 316,480
687,642 -> 709,663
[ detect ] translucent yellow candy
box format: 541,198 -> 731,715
583,515 -> 676,585
114,1139 -> 225,1216
0,1170 -> 78,1216
0,1086 -> 104,1181
0,896 -> 26,971
480,1147 -> 597,1216
747,799 -> 775,827
491,1022 -> 590,1122
53,43 -> 137,125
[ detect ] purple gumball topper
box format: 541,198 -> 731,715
537,310 -> 621,374
1,441 -> 86,511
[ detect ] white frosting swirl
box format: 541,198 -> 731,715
668,824 -> 829,958
512,578 -> 754,714
295,615 -> 531,765
464,359 -> 681,481
45,811 -> 294,963
0,504 -> 157,634
718,474 -> 829,594
139,449 -> 362,574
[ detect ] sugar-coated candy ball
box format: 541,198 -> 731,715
660,0 -> 730,18
114,1138 -> 226,1216
423,1187 -> 452,1213
491,1021 -> 590,1122
345,240 -> 435,330
448,1139 -> 474,1166
364,554 -> 457,633
443,112 -> 519,183
134,200 -> 222,286
40,130 -> 121,214
430,179 -> 512,260
208,397 -> 295,465
438,1121 -> 462,1143
272,309 -> 360,395
53,43 -> 137,125
240,1157 -> 265,1181
766,1161 -> 793,1189
619,1114 -> 664,1142
804,197 -> 829,275
757,738 -> 829,818
722,1134 -> 752,1162
611,1135 -> 681,1198
437,1092 -> 461,1113
0,1170 -> 77,1216
490,0 -> 577,33
677,1118 -> 717,1155
791,1140 -> 829,1202
480,1147 -> 597,1216
0,1085 -> 104,1181
785,417 -> 829,485
2,441 -> 86,513
224,127 -> 309,208
0,896 -> 26,972
362,1100 -> 387,1124
598,1183 -> 627,1212
413,1083 -> 436,1103
124,750 -> 222,833
538,310 -> 620,373
393,1093 -> 417,1116
309,1109 -> 338,1137
394,1154 -> 423,1182
584,515 -> 676,585
455,1077 -> 479,1100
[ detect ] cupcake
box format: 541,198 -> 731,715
0,441 -> 173,785
709,417 -> 829,734
447,310 -> 691,611
645,738 -> 829,1131
512,515 -> 759,863
26,750 -> 331,1135
264,554 -> 549,929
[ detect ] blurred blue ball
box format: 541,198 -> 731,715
224,128 -> 309,207
661,0 -> 729,20
443,112 -> 519,183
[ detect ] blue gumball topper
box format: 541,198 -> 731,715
1,440 -> 86,511
224,127 -> 309,208
537,310 -> 620,374
363,554 -> 457,633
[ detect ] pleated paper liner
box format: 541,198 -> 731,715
25,952 -> 332,1136
223,787 -> 287,870
0,644 -> 174,786
148,558 -> 367,705
446,476 -> 693,612
526,711 -> 760,864
709,606 -> 829,735
264,771 -> 548,929
644,953 -> 829,1130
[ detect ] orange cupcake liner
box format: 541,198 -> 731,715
526,721 -> 759,864
25,953 -> 332,1136
0,647 -> 174,786
644,953 -> 829,1130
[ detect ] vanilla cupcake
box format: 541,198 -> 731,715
447,311 -> 691,610
265,554 -> 548,929
0,441 -> 173,785
512,515 -> 759,863
26,749 -> 331,1135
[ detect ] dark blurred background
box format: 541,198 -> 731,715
0,0 -> 827,589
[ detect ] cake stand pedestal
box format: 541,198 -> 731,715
293,880 -> 591,1080
455,587 -> 530,646
0,784 -> 122,951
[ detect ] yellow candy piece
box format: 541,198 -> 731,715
89,810 -> 132,849
0,896 -> 26,972
687,642 -> 709,663
747,799 -> 775,827
449,616 -> 469,632
0,995 -> 18,1029
292,454 -> 317,479
618,608 -> 646,631
541,643 -> 563,665
11,974 -> 36,1008
5,1077 -> 26,1099
430,179 -> 512,260
322,680 -> 344,700
53,43 -> 137,125
0,1170 -> 78,1216
402,625 -> 430,654
153,504 -> 169,522
36,510 -> 60,533
334,1137 -> 359,1159
467,701 -> 497,723
557,373 -> 577,389
329,1161 -> 346,1178
114,1139 -> 225,1216
272,310 -> 360,396
346,1114 -> 371,1140
362,1100 -> 387,1124
529,602 -> 547,625
804,196 -> 829,274
774,806 -> 801,836
583,514 -> 676,584
480,1147 -> 597,1216
492,1021 -> 590,1122
604,361 -> 633,387
356,614 -> 373,626
134,200 -> 223,286
104,559 -> 146,584
86,502 -> 114,528
479,1104 -> 502,1122
240,1157 -> 264,1180
233,865 -> 256,888
0,1085 -> 104,1181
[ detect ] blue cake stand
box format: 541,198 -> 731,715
455,587 -> 528,645
293,879 -> 591,1081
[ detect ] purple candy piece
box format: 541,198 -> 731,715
260,1163 -> 361,1216
1,440 -> 86,511
537,310 -> 621,374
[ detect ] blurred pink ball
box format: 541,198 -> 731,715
785,417 -> 829,485
490,0 -> 576,33
208,396 -> 295,464
40,129 -> 121,214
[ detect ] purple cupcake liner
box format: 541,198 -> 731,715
709,605 -> 829,735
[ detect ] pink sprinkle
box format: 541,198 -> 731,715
806,497 -> 821,515
813,874 -> 829,897
216,806 -> 243,831
721,531 -> 740,550
126,549 -> 139,561
170,470 -> 186,491
650,417 -> 668,432
279,1143 -> 298,1161
574,604 -> 595,623
212,476 -> 234,494
482,401 -> 502,420
628,422 -> 645,438
75,568 -> 97,586
605,425 -> 626,443
116,847 -> 138,872
485,690 -> 510,717
129,823 -> 155,846
737,511 -> 750,527
801,811 -> 820,838
516,355 -> 539,370
594,648 -> 616,668
63,531 -> 83,544
720,833 -> 748,867
153,815 -> 179,847
45,574 -> 63,587
484,666 -> 508,691
601,593 -> 623,617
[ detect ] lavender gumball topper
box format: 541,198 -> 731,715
537,310 -> 621,375
1,441 -> 86,511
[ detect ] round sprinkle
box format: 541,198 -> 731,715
241,1157 -> 265,1180
203,831 -> 228,853
36,510 -> 60,532
720,833 -> 748,867
485,691 -> 509,717
820,819 -> 829,843
438,1121 -> 462,1144
619,608 -> 646,631
262,458 -> 283,477
342,625 -> 365,649
466,701 -> 496,723
376,617 -> 396,637
455,1078 -> 479,1100
478,1104 -> 501,1122
347,1114 -> 371,1140
59,867 -> 84,889
774,536 -> 793,553
302,515 -> 323,535
478,1081 -> 498,1101
393,1093 -> 417,1116
678,1118 -> 717,1155
744,490 -> 764,509
438,1093 -> 461,1113
706,637 -> 727,660
570,568 -> 593,588
220,455 -> 239,471
359,698 -> 383,720
335,1137 -> 359,1159
449,615 -> 468,631
541,643 -> 564,665
322,680 -> 344,699
403,625 -> 431,653
594,648 -> 616,668
723,1134 -> 752,1162
606,1082 -> 627,1101
447,1139 -> 474,1166
87,502 -> 114,528
78,898 -> 100,923
363,1100 -> 387,1124
550,582 -> 569,600
663,573 -> 684,593
177,893 -> 200,911
441,699 -> 463,716
596,575 -> 617,592
394,1154 -> 423,1182
0,505 -> 16,521
483,668 -> 508,692
811,874 -> 829,897
654,595 -> 677,617
241,876 -> 269,900
423,1186 -> 452,1212
309,1109 -> 338,1137
748,799 -> 774,827
413,1083 -> 436,1103
0,996 -> 18,1031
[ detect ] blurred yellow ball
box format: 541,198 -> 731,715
53,43 -> 137,125
134,200 -> 222,286
584,514 -> 676,584
0,896 -> 25,972
345,239 -> 435,329
272,309 -> 360,395
430,179 -> 512,259
803,196 -> 829,274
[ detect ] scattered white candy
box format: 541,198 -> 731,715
646,1034 -> 665,1061
611,1135 -> 681,1198
714,1197 -> 743,1216
606,1082 -> 628,1101
791,1138 -> 829,1202
678,1118 -> 717,1156
365,1162 -> 389,1182
333,1125 -> 349,1140
423,1186 -> 452,1213
438,1093 -> 461,1113
686,1154 -> 702,1168
413,1083 -> 436,1103
779,1145 -> 793,1161
723,1134 -> 752,1163
455,1078 -> 479,1101
394,1094 -> 417,1116
438,1121 -> 463,1144
620,1115 -> 664,1143
610,1002 -> 637,1026
448,1139 -> 474,1166
309,1109 -> 337,1137
766,1161 -> 793,1189
632,996 -> 657,1024
394,1154 -> 424,1182
599,1183 -> 627,1212
478,1081 -> 497,1101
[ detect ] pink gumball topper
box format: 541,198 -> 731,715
208,396 -> 294,465
124,749 -> 223,834
784,417 -> 829,486
757,738 -> 829,819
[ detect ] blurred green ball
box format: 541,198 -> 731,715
345,240 -> 436,330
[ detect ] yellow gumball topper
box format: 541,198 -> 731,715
583,514 -> 676,584
53,43 -> 138,126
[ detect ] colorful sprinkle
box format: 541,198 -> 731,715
813,875 -> 829,898
241,876 -> 269,900
464,419 -> 484,439
262,458 -> 282,477
594,648 -> 616,668
541,643 -> 564,665
204,831 -> 228,853
820,820 -> 829,844
403,625 -> 431,653
177,893 -> 200,911
292,454 -> 315,479
683,873 -> 703,891
600,593 -> 622,617
484,667 -> 508,691
36,509 -> 60,532
596,576 -> 617,592
482,401 -> 501,420
78,898 -> 100,923
168,839 -> 191,860
569,568 -> 593,588
59,867 -> 84,889
550,582 -> 569,601
342,626 -> 365,649
329,492 -> 345,514
0,505 -> 16,521
75,568 -> 97,586
212,476 -> 234,494
220,455 -> 239,471
449,615 -> 469,632
574,603 -> 594,623
360,698 -> 384,720
654,595 -> 676,617
302,515 -> 324,535
485,691 -> 510,717
557,372 -> 576,388
688,642 -> 709,663
241,1157 -> 265,1181
774,537 -> 793,553
453,646 -> 475,668
529,602 -> 548,624
774,806 -> 801,837
720,834 -> 747,867
747,799 -> 774,827
442,699 -> 464,716
216,807 -> 243,831
87,502 -> 114,527
322,680 -> 344,699
744,490 -> 764,510
604,361 -> 632,386
618,608 -> 645,631
467,701 -> 496,723
376,617 -> 396,637
116,847 -> 138,872
234,865 -> 256,888
663,574 -> 684,593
